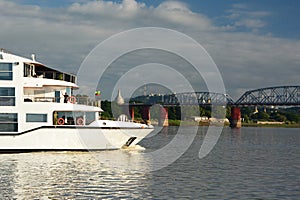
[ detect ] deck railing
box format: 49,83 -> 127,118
34,71 -> 76,83
23,96 -> 101,107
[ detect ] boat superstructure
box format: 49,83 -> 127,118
0,49 -> 152,152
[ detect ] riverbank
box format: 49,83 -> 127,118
241,122 -> 300,128
167,120 -> 300,128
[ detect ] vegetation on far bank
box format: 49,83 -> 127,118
99,100 -> 300,127
167,119 -> 299,128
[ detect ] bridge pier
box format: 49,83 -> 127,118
159,106 -> 169,126
141,105 -> 151,125
129,105 -> 169,126
230,107 -> 242,128
129,105 -> 134,121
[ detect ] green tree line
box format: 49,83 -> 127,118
100,100 -> 299,124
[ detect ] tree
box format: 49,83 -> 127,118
100,100 -> 112,119
211,106 -> 226,119
244,115 -> 250,123
285,113 -> 300,123
168,106 -> 181,120
251,112 -> 270,121
270,113 -> 286,122
181,105 -> 201,120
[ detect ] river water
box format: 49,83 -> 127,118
0,127 -> 299,199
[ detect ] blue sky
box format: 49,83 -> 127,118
1,0 -> 300,99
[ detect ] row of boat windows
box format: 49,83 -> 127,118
24,63 -> 76,82
0,87 -> 74,105
0,113 -> 18,132
0,87 -> 15,106
0,112 -> 97,132
0,63 -> 13,80
0,113 -> 47,132
54,111 -> 96,126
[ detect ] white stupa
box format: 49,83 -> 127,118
116,89 -> 125,105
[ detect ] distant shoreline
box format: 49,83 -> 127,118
167,120 -> 300,128
239,122 -> 300,128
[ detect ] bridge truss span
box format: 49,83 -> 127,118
163,92 -> 235,106
131,92 -> 235,106
236,86 -> 300,106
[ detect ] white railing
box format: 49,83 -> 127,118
23,96 -> 101,107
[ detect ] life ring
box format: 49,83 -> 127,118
57,118 -> 65,125
76,117 -> 84,125
68,96 -> 76,104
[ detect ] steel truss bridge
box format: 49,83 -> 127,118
236,86 -> 300,106
162,92 -> 234,105
131,92 -> 234,106
130,86 -> 300,106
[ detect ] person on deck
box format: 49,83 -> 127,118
62,92 -> 69,103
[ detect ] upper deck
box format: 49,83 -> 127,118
0,48 -> 76,85
0,49 -> 84,105
24,63 -> 76,84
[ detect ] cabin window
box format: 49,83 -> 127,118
66,88 -> 71,95
0,87 -> 15,106
64,74 -> 71,82
0,63 -> 13,80
26,114 -> 47,122
0,113 -> 18,132
53,111 -> 96,125
24,63 -> 34,77
71,76 -> 76,83
86,112 -> 96,125
54,111 -> 76,125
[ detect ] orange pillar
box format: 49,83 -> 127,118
230,107 -> 242,128
142,105 -> 150,125
159,106 -> 169,126
129,106 -> 135,121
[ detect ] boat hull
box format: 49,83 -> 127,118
0,126 -> 152,152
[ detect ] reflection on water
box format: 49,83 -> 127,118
0,151 -> 152,199
0,157 -> 17,199
0,127 -> 299,199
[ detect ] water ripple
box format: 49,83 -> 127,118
0,127 -> 299,199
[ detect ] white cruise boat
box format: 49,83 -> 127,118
0,49 -> 153,152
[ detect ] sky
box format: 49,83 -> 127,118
1,0 -> 299,100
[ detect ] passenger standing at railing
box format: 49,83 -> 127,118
53,111 -> 58,125
62,92 -> 69,103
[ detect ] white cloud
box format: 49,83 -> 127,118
154,1 -> 213,29
0,0 -> 299,99
235,19 -> 266,29
226,3 -> 271,31
67,0 -> 214,30
0,0 -> 41,17
68,0 -> 146,18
